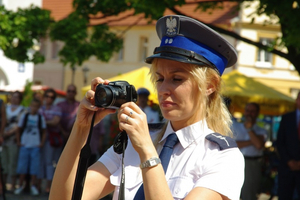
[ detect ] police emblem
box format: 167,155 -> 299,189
166,16 -> 179,37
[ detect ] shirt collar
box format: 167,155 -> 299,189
159,120 -> 212,149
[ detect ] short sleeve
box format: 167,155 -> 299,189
195,146 -> 245,200
17,113 -> 26,128
98,145 -> 122,175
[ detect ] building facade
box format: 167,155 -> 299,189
0,0 -> 43,92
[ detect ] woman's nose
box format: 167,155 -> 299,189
157,80 -> 171,96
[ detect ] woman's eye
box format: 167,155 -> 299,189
173,78 -> 182,82
156,78 -> 163,82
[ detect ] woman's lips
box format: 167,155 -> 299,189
160,101 -> 176,108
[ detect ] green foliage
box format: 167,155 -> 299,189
0,5 -> 53,64
1,0 -> 300,74
50,12 -> 123,67
21,80 -> 34,107
247,0 -> 300,53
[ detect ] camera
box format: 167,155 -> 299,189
94,81 -> 137,109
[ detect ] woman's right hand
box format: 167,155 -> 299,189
74,77 -> 116,129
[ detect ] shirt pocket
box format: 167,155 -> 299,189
168,176 -> 195,199
110,165 -> 142,189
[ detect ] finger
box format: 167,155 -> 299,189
122,107 -> 135,118
91,78 -> 111,91
120,113 -> 131,124
85,90 -> 95,100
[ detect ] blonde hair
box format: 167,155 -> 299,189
149,58 -> 232,146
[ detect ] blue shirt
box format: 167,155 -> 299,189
232,122 -> 268,157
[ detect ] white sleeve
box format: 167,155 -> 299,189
98,145 -> 122,175
195,147 -> 245,200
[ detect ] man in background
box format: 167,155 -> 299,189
232,102 -> 267,200
277,92 -> 300,200
137,87 -> 160,123
57,84 -> 80,144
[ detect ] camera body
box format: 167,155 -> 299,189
94,81 -> 137,109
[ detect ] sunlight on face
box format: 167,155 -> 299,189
155,59 -> 202,131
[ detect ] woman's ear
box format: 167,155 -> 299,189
206,74 -> 219,96
206,86 -> 215,96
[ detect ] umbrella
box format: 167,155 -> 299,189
222,70 -> 295,115
81,66 -> 158,104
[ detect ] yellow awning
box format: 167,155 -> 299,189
222,70 -> 295,115
81,66 -> 158,104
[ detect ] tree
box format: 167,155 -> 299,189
0,5 -> 52,64
56,0 -> 300,74
1,0 -> 300,75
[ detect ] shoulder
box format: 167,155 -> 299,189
56,101 -> 65,107
205,133 -> 238,150
282,111 -> 296,119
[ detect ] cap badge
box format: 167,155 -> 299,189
166,16 -> 179,37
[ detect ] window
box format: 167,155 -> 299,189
18,63 -> 25,73
256,38 -> 273,68
139,37 -> 148,62
116,48 -> 124,62
52,41 -> 60,59
39,38 -> 46,58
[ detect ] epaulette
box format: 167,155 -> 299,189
148,123 -> 165,131
205,133 -> 237,150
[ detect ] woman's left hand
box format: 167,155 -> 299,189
118,102 -> 155,157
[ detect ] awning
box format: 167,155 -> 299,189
222,70 -> 295,115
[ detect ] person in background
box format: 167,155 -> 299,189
0,98 -> 6,195
38,88 -> 62,194
137,87 -> 160,123
232,102 -> 267,200
14,98 -> 46,196
0,98 -> 6,143
57,84 -> 80,144
50,15 -> 244,200
276,91 -> 300,200
1,91 -> 25,192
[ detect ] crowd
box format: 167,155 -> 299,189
0,84 -> 162,197
0,85 -> 80,196
0,15 -> 298,200
0,82 -> 298,200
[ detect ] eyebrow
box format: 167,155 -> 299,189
155,68 -> 187,76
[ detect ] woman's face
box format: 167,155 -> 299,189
44,92 -> 55,105
155,59 -> 202,131
11,92 -> 21,105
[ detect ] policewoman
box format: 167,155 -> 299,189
50,15 -> 244,200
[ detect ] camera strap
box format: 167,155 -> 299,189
113,131 -> 128,200
71,112 -> 96,200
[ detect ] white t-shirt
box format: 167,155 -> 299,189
99,120 -> 245,200
18,113 -> 46,148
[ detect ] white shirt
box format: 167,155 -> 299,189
232,122 -> 268,157
99,120 -> 244,200
18,113 -> 46,148
142,106 -> 160,123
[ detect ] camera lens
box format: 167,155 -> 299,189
95,86 -> 114,107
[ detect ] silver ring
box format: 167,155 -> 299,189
129,111 -> 133,116
126,116 -> 129,122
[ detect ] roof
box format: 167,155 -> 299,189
42,0 -> 238,26
42,0 -> 74,21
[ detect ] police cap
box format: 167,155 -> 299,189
145,15 -> 237,75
